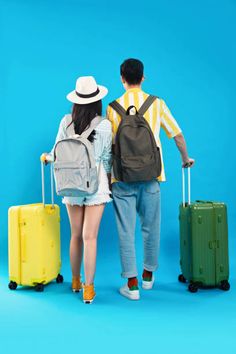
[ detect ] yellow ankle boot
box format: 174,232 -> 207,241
83,284 -> 96,304
72,276 -> 83,292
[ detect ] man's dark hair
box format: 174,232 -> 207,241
120,58 -> 144,85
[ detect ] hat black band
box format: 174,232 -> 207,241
75,88 -> 100,99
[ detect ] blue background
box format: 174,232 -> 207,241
0,0 -> 236,353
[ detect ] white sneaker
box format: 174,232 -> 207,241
142,275 -> 155,290
119,284 -> 140,300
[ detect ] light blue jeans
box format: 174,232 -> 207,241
112,180 -> 161,278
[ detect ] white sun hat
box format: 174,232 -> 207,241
66,76 -> 108,104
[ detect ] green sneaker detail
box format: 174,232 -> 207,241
129,285 -> 139,291
143,277 -> 152,282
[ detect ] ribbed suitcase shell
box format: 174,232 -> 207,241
8,203 -> 61,287
179,201 -> 229,287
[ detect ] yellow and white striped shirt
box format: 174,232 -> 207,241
106,88 -> 182,182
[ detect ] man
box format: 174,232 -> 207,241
107,58 -> 194,300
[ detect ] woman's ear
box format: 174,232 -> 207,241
141,76 -> 145,83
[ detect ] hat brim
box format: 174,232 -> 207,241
66,85 -> 108,104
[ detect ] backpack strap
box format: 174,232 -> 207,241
109,100 -> 127,117
81,116 -> 103,139
138,95 -> 157,116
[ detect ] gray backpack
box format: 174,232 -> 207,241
53,115 -> 102,197
109,95 -> 161,182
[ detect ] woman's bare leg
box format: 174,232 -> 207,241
66,204 -> 84,277
82,204 -> 105,285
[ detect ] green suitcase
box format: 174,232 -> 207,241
178,168 -> 230,292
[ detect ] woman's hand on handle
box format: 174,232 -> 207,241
40,153 -> 48,165
40,153 -> 54,165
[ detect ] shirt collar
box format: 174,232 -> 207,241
126,87 -> 142,93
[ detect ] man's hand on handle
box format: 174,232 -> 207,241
182,158 -> 195,168
174,133 -> 195,169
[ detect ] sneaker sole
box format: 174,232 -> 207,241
142,276 -> 155,290
142,283 -> 154,290
83,295 -> 96,304
72,289 -> 82,293
119,289 -> 140,300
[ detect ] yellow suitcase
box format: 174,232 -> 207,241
8,162 -> 63,292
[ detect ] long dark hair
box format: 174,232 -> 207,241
67,100 -> 102,142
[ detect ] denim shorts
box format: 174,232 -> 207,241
62,163 -> 112,207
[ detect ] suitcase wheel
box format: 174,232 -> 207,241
35,283 -> 44,292
178,274 -> 187,283
188,282 -> 198,293
219,280 -> 230,291
56,274 -> 64,284
8,281 -> 17,290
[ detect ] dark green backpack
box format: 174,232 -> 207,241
109,95 -> 162,182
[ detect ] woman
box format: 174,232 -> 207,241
42,76 -> 112,304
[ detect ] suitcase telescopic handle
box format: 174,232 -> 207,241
182,167 -> 191,207
41,161 -> 55,208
